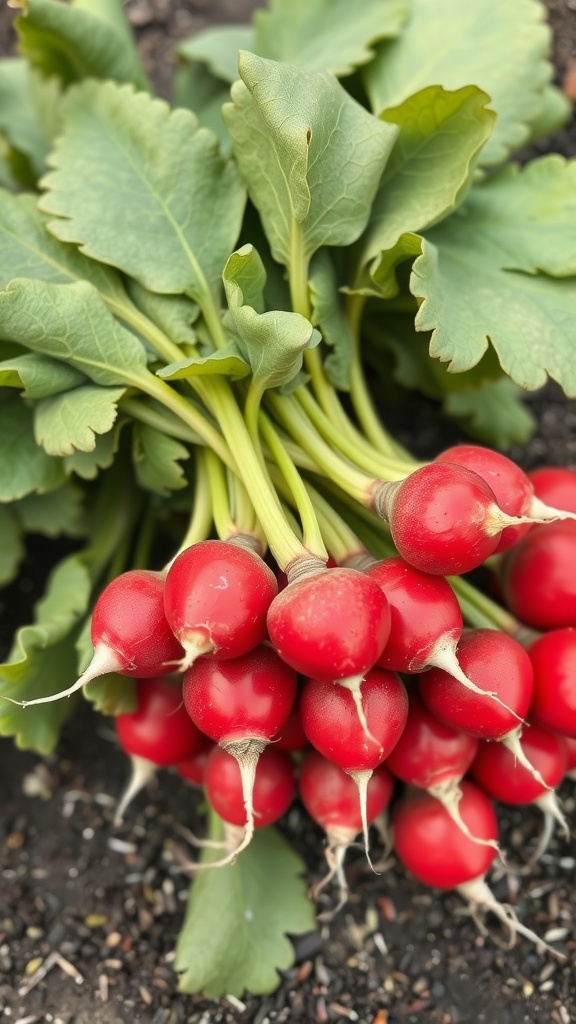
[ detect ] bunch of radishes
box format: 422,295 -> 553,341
15,443 -> 576,957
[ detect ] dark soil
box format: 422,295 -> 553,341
1,2 -> 576,1023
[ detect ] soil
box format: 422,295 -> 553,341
1,2 -> 576,1023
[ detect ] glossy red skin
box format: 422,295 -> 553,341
163,540 -> 278,659
204,746 -> 295,827
385,691 -> 478,788
528,629 -> 576,738
386,464 -> 501,575
272,700 -> 310,752
470,724 -> 567,803
267,568 -> 391,681
392,781 -> 498,889
300,668 -> 408,771
175,740 -> 214,787
560,734 -> 576,772
91,569 -> 184,677
418,629 -> 534,739
435,445 -> 532,551
366,557 -> 462,672
116,677 -> 204,765
183,645 -> 297,745
299,751 -> 394,833
500,522 -> 576,630
528,466 -> 576,514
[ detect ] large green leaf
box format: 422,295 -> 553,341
177,25 -> 254,84
223,53 -> 398,273
0,59 -> 60,178
132,422 -> 190,496
34,384 -> 126,457
40,80 -> 246,302
15,481 -> 86,537
158,348 -> 250,383
412,160 -> 576,394
0,555 -> 92,752
175,816 -> 316,997
0,397 -> 65,500
357,85 -> 495,269
0,352 -> 86,398
63,422 -> 122,480
0,505 -> 24,587
443,378 -> 536,448
172,59 -> 232,154
13,0 -> 149,90
364,0 -> 553,166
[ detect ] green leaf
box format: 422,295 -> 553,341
0,397 -> 65,500
357,85 -> 495,267
411,159 -> 576,395
34,384 -> 126,457
223,53 -> 398,271
0,505 -> 25,586
132,422 -> 190,496
443,378 -> 537,448
177,25 -> 254,83
0,555 -> 92,752
223,245 -> 319,390
253,0 -> 408,77
0,352 -> 86,398
15,480 -> 86,537
63,422 -> 123,480
366,232 -> 423,299
175,817 -> 316,997
127,281 -> 199,346
0,279 -> 151,387
172,60 -> 232,154
0,190 -> 128,305
13,0 -> 149,90
0,59 -> 60,178
158,347 -> 250,383
40,80 -> 246,301
364,0 -> 553,166
309,250 -> 353,390
527,85 -> 572,143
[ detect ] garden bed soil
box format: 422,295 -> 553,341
1,2 -> 576,1023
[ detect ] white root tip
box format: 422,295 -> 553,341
170,635 -> 215,674
337,674 -> 382,753
534,790 -> 570,844
501,728 -> 552,791
114,755 -> 158,826
348,768 -> 378,874
485,504 -> 545,538
427,643 -> 523,723
428,780 -> 501,857
313,843 -> 350,921
457,876 -> 567,960
1,645 -> 123,708
526,496 -> 576,524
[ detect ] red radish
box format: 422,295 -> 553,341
272,699 -> 309,752
163,540 -> 278,669
300,668 -> 407,857
470,723 -> 568,861
365,557 -> 497,703
392,782 -> 558,953
299,750 -> 394,910
528,629 -> 576,738
434,445 -> 573,550
182,645 -> 297,864
528,466 -> 576,515
384,691 -> 490,848
175,742 -> 214,788
6,569 -> 184,707
372,463 -> 534,576
204,745 -> 295,829
500,522 -> 576,630
560,734 -> 576,779
418,629 -> 545,786
114,676 -> 205,824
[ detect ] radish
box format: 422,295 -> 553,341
204,745 -> 295,830
560,734 -> 576,780
300,668 -> 408,858
266,566 -> 391,746
372,463 -> 535,576
182,645 -> 297,864
434,445 -> 574,550
114,676 -> 206,824
392,781 -> 561,954
528,466 -> 576,515
418,629 -> 545,786
528,629 -> 576,738
7,569 -> 184,707
384,691 -> 492,848
163,539 -> 278,670
500,522 -> 576,630
365,557 -> 502,703
175,742 -> 214,788
299,750 -> 394,912
271,698 -> 310,752
470,723 -> 569,861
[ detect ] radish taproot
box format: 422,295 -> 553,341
500,522 -> 576,630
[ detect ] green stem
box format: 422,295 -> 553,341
204,448 -> 236,542
108,296 -> 191,365
173,450 -> 214,558
449,574 -> 522,636
259,411 -> 327,560
80,452 -> 143,584
289,223 -> 311,319
141,373 -> 236,472
131,501 -> 157,571
120,396 -> 201,444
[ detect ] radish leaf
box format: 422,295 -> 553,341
132,423 -> 190,496
0,506 -> 24,587
176,815 -> 316,997
15,482 -> 86,537
0,398 -> 65,500
34,384 -> 126,457
0,353 -> 86,399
